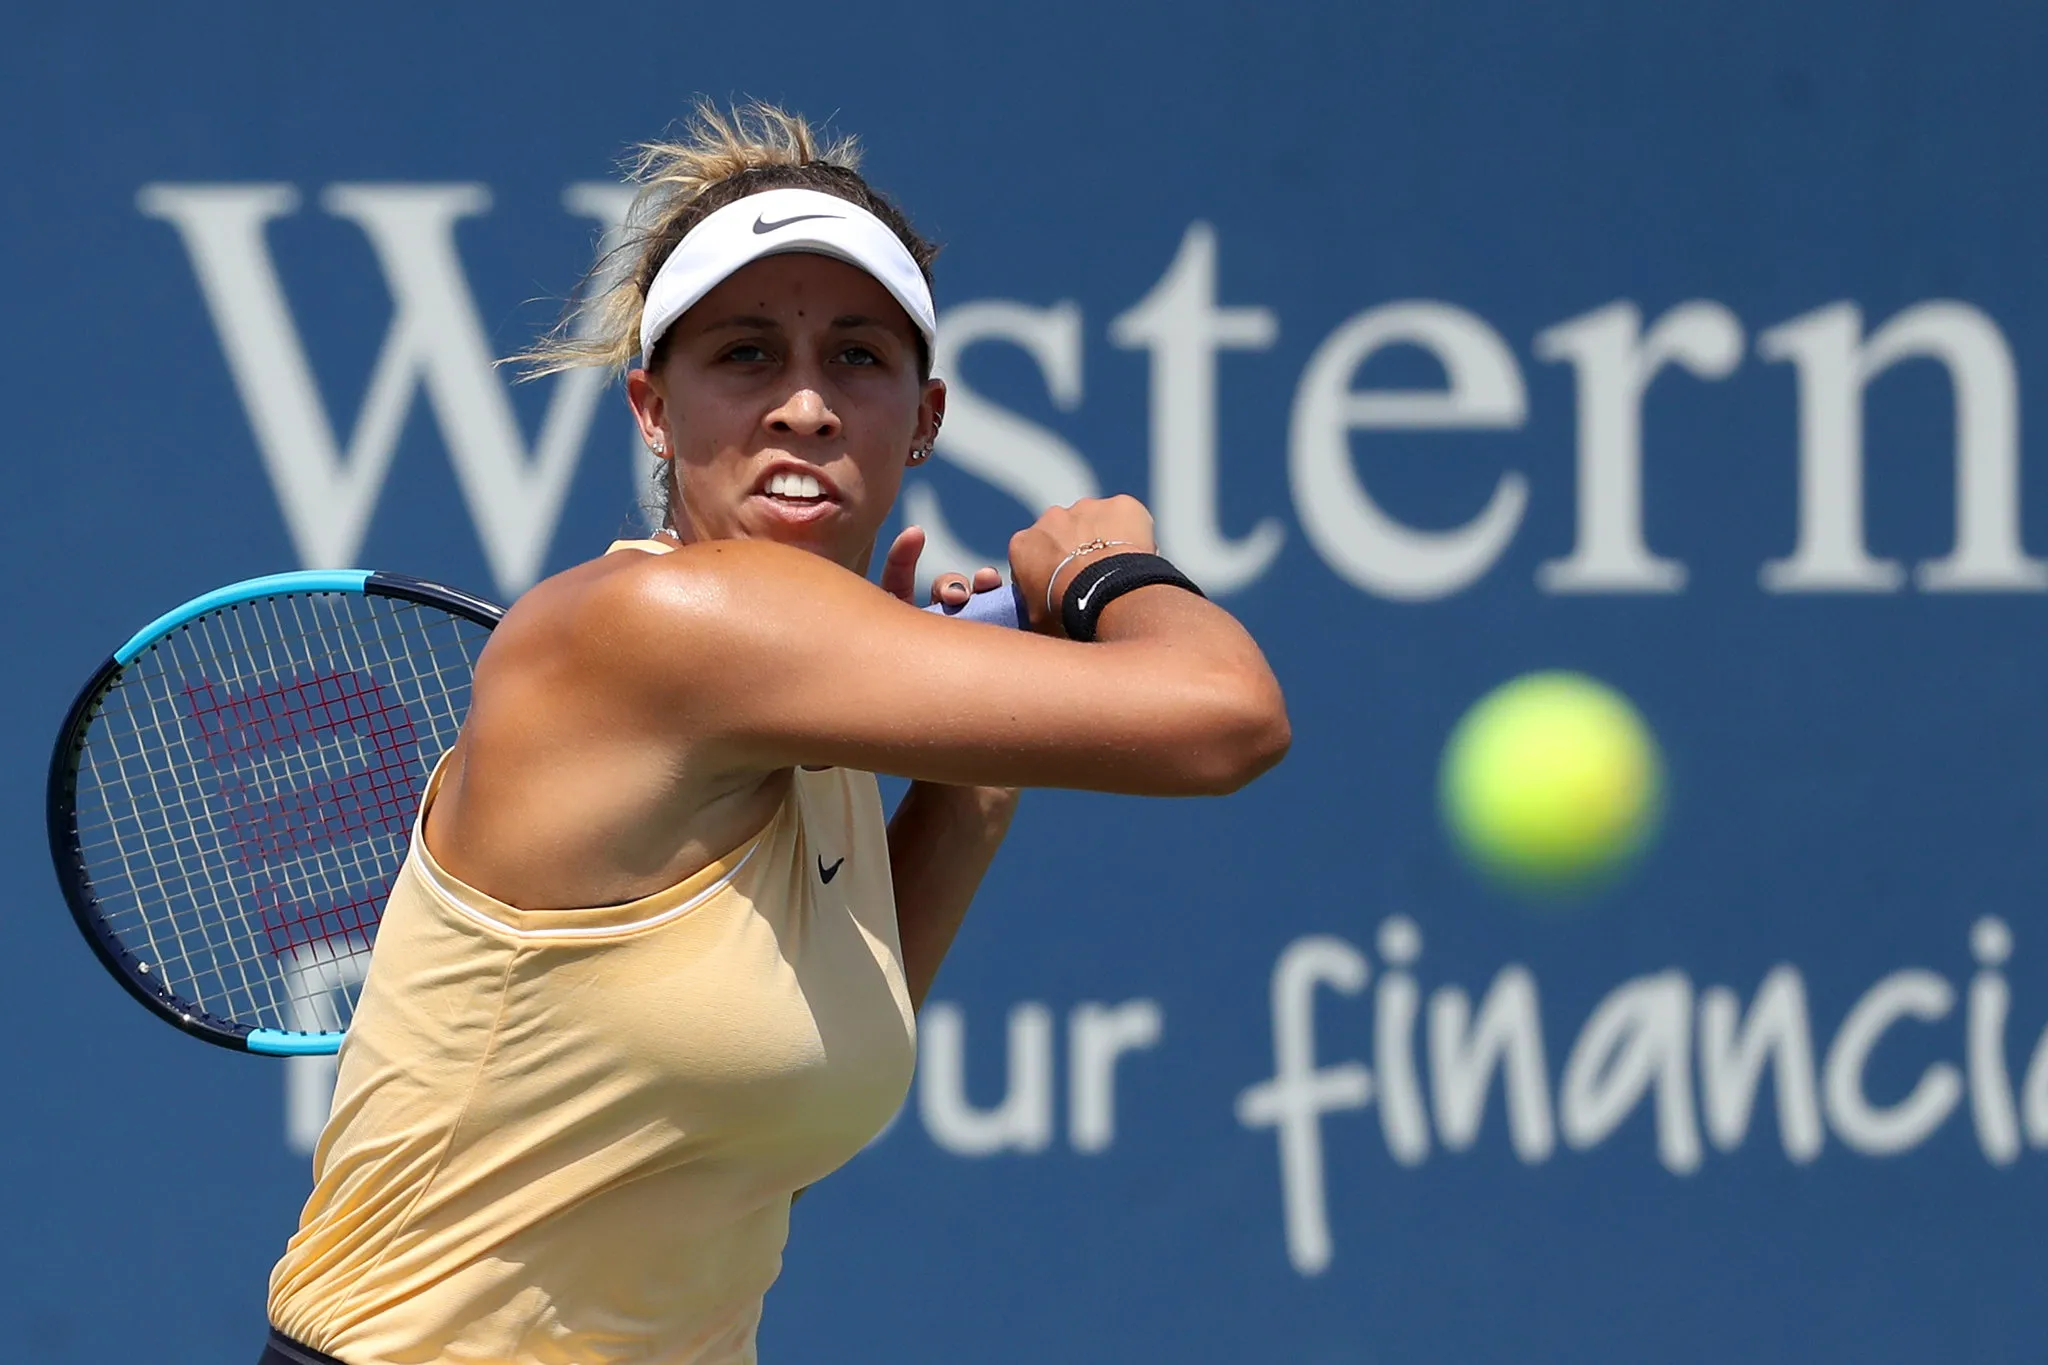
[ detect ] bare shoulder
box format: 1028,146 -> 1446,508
477,538 -> 874,708
431,544 -> 814,908
597,537 -> 876,617
525,540 -> 856,623
472,550 -> 644,683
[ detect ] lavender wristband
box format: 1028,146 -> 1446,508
921,581 -> 1028,629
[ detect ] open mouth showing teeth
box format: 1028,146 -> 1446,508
765,471 -> 826,501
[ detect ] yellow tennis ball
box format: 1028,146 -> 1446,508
1439,671 -> 1663,892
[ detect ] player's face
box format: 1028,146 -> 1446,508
633,253 -> 940,570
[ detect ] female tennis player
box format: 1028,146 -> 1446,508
260,103 -> 1288,1365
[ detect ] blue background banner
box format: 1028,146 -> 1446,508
7,3 -> 2046,1360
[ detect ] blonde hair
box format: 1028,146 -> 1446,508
519,100 -> 937,379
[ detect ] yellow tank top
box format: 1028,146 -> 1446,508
267,541 -> 916,1365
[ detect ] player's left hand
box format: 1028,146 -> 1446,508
878,524 -> 1004,609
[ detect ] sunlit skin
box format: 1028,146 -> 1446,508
624,253 -> 1000,604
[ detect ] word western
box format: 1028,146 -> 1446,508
143,182 -> 2042,600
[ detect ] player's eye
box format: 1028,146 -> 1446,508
722,343 -> 772,364
837,345 -> 880,367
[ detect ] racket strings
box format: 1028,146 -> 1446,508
70,591 -> 487,1034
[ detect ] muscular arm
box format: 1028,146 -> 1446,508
603,529 -> 1291,795
439,496 -> 1286,929
888,782 -> 1019,1010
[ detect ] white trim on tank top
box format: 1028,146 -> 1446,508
412,838 -> 763,942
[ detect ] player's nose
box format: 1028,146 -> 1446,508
766,388 -> 840,440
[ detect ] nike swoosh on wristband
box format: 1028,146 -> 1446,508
1074,577 -> 1113,612
754,212 -> 844,234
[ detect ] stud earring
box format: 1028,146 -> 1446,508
908,443 -> 933,466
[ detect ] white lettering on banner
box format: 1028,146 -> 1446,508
1559,971 -> 1702,1175
1822,969 -> 1962,1156
1233,936 -> 1372,1276
908,300 -> 1099,596
139,182 -> 628,598
1534,300 -> 1745,593
1968,916 -> 2021,1164
1288,302 -> 1529,600
1371,917 -> 1431,1166
1238,916 -> 2048,1276
144,186 -> 2046,603
1698,966 -> 1824,1162
1110,224 -> 1286,594
1069,999 -> 1164,1154
2019,966 -> 2048,1147
904,999 -> 1166,1157
1428,966 -> 1555,1164
271,907 -> 2048,1280
918,1001 -> 1057,1155
1758,301 -> 2046,593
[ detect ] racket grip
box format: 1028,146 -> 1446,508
921,581 -> 1028,630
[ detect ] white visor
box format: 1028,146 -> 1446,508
638,186 -> 936,363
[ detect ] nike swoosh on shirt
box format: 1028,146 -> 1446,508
754,212 -> 843,234
818,855 -> 845,884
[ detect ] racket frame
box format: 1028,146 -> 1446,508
47,569 -> 502,1055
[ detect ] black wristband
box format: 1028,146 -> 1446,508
1060,553 -> 1205,642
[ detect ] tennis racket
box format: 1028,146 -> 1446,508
48,567 -> 1025,1057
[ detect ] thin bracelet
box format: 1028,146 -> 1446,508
1044,539 -> 1134,618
